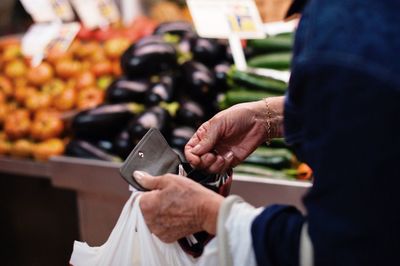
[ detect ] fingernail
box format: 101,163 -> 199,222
191,144 -> 202,154
133,171 -> 150,182
224,151 -> 234,160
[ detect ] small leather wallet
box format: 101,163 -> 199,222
119,128 -> 181,191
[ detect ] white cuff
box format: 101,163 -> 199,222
217,195 -> 263,266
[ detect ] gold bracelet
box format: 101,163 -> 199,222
264,98 -> 272,145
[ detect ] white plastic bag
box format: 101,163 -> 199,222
70,192 -> 219,266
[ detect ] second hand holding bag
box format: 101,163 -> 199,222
119,128 -> 233,257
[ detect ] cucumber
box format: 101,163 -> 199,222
244,147 -> 295,170
275,32 -> 294,38
219,89 -> 279,109
234,164 -> 295,180
251,147 -> 294,158
228,69 -> 287,94
247,52 -> 292,70
247,35 -> 293,53
244,155 -> 291,170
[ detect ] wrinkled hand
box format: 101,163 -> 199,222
185,97 -> 284,173
134,171 -> 223,243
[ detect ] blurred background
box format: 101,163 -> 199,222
0,1 -> 309,266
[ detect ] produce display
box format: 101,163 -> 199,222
66,21 -> 229,162
68,22 -> 311,181
0,18 -> 156,161
0,18 -> 311,181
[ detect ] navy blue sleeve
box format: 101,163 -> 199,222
251,205 -> 305,266
251,1 -> 400,266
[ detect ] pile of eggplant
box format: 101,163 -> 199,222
66,21 -> 234,161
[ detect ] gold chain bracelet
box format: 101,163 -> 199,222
264,98 -> 272,145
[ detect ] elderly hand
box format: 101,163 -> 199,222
185,97 -> 284,173
133,170 -> 223,243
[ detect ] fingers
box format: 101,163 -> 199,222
192,151 -> 235,173
208,151 -> 235,173
185,121 -> 219,166
207,154 -> 225,173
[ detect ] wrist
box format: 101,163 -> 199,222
261,97 -> 284,140
200,193 -> 224,235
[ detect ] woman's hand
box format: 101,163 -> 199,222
134,171 -> 223,243
185,97 -> 284,173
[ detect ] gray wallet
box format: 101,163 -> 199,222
119,128 -> 181,190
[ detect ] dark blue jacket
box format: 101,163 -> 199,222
251,1 -> 400,265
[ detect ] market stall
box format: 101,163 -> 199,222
0,0 -> 311,265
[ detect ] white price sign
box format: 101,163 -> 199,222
187,0 -> 265,39
21,23 -> 61,58
50,0 -> 75,21
22,22 -> 80,66
20,0 -> 59,22
97,0 -> 121,24
121,0 -> 143,26
70,0 -> 106,29
71,0 -> 120,29
20,0 -> 74,22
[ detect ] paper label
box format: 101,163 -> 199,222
46,22 -> 81,54
20,0 -> 59,22
187,0 -> 265,39
71,0 -> 120,29
121,0 -> 143,26
20,0 -> 74,22
97,0 -> 121,24
21,23 -> 61,58
50,0 -> 75,21
22,22 -> 80,66
70,0 -> 106,29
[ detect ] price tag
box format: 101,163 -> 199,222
20,0 -> 59,22
70,0 -> 106,29
70,0 -> 121,29
121,0 -> 143,26
21,22 -> 61,58
97,0 -> 121,25
187,0 -> 265,39
20,0 -> 74,22
21,22 -> 80,66
46,22 -> 81,55
50,0 -> 75,22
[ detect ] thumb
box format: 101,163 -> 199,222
133,171 -> 164,190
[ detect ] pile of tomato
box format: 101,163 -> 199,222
0,17 -> 156,161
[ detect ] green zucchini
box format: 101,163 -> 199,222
244,155 -> 291,170
251,147 -> 293,158
244,147 -> 295,170
228,69 -> 287,94
234,164 -> 295,180
247,35 -> 293,53
219,89 -> 279,109
275,32 -> 294,38
247,52 -> 292,70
